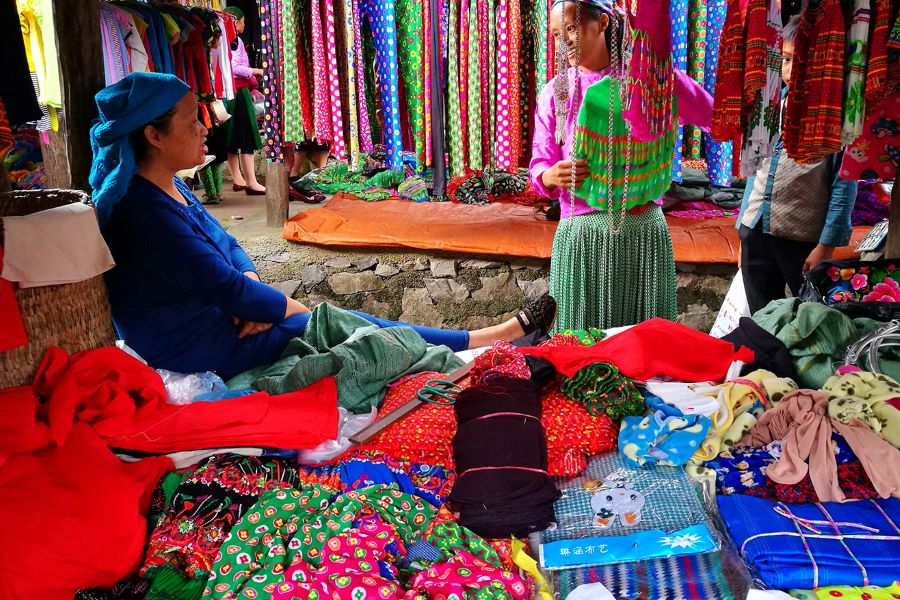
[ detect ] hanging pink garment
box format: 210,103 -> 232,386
310,0 -> 332,142
494,0 -> 512,170
321,0 -> 347,158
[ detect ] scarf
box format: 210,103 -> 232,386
89,72 -> 190,224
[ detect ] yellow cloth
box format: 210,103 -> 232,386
691,370 -> 774,463
511,538 -> 553,600
789,582 -> 900,599
160,13 -> 180,42
16,0 -> 61,107
823,371 -> 900,448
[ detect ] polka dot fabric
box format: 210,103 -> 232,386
360,0 -> 404,170
322,0 -> 347,159
670,0 -> 689,182
495,0 -> 513,170
309,0 -> 332,143
260,0 -> 284,161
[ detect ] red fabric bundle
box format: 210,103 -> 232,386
0,346 -> 338,458
0,424 -> 172,600
361,374 -> 619,477
0,248 -> 27,352
522,318 -> 754,381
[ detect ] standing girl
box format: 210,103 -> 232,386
530,0 -> 713,331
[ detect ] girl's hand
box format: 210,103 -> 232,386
541,159 -> 589,190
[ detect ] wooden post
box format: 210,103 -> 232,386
265,162 -> 289,227
43,0 -> 105,191
886,182 -> 900,259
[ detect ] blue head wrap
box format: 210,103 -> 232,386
90,72 -> 191,224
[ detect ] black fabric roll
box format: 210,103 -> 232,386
449,377 -> 559,538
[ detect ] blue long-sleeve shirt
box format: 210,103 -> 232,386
102,176 -> 295,376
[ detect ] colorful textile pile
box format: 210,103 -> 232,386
560,362 -> 645,420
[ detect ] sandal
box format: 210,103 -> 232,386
201,194 -> 221,205
515,294 -> 557,335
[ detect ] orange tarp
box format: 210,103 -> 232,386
283,193 -> 870,263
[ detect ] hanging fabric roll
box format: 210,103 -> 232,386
430,0 -> 447,195
342,0 -> 362,169
447,0 -> 466,176
702,0 -> 733,186
669,0 -> 688,181
684,0 -> 707,160
395,0 -> 427,171
360,0 -> 403,170
864,0 -> 892,107
260,0 -> 285,161
495,0 -> 512,170
309,0 -> 332,143
533,0 -> 550,86
480,0 -> 494,168
841,0 -> 871,145
282,0 -> 304,143
351,0 -> 373,153
321,0 -> 347,159
466,0 -> 483,170
423,0 -> 433,168
296,0 -> 315,140
508,0 -> 523,169
459,0 -> 471,170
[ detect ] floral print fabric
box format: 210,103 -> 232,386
203,485 -> 528,599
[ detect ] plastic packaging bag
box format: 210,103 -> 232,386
297,407 -> 378,464
710,269 -> 750,338
539,453 -> 719,570
157,369 -> 228,405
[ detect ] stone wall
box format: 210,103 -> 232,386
245,235 -> 736,332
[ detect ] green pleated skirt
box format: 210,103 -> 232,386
549,204 -> 677,332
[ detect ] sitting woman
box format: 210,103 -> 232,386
92,73 -> 554,379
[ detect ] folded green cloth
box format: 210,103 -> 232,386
226,304 -> 463,413
752,299 -> 900,389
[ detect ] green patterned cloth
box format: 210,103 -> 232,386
447,0 -> 465,177
561,328 -> 607,346
466,0 -> 483,171
226,303 -> 462,413
396,0 -> 427,172
684,0 -> 707,158
281,0 -> 303,142
549,204 -> 677,332
560,362 -> 645,420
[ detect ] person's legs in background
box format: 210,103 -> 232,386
198,164 -> 220,204
740,223 -> 815,314
240,152 -> 265,194
227,153 -> 245,189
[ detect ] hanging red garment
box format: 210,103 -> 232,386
711,0 -> 748,141
0,423 -> 172,600
782,0 -> 846,163
22,346 -> 338,454
521,318 -> 755,382
0,249 -> 28,353
741,0 -> 768,113
865,0 -> 892,106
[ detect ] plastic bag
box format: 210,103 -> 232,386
157,369 -> 228,405
539,453 -> 719,570
710,269 -> 750,338
297,407 -> 378,464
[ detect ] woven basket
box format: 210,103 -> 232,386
0,189 -> 117,388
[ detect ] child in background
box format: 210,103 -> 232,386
530,0 -> 713,331
737,15 -> 858,315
